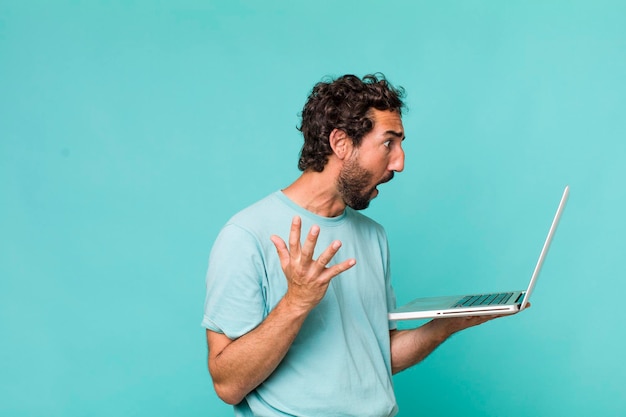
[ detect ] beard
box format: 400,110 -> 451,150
337,155 -> 394,211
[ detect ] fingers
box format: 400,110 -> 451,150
270,235 -> 289,269
316,240 -> 341,267
271,220 -> 357,311
286,216 -> 322,263
288,216 -> 302,256
300,225 -> 320,264
324,257 -> 357,280
315,240 -> 356,279
272,219 -> 356,282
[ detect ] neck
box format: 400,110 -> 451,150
282,169 -> 346,218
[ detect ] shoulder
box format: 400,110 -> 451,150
219,191 -> 294,240
227,192 -> 282,225
209,192 -> 286,265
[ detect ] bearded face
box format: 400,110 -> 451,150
335,109 -> 404,211
337,152 -> 394,210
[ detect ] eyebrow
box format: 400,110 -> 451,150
385,130 -> 405,139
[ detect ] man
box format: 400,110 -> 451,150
203,74 -> 507,416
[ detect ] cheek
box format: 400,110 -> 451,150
354,149 -> 390,177
372,154 -> 392,173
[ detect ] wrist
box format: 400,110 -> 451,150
280,293 -> 313,319
425,319 -> 456,342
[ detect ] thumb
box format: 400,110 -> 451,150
270,235 -> 290,269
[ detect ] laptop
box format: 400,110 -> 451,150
389,186 -> 569,321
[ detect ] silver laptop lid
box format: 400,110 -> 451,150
519,185 -> 569,311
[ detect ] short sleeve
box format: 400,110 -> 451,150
384,238 -> 397,331
202,223 -> 267,339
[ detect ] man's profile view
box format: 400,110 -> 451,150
202,74 -> 516,416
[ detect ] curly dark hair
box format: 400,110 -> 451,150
297,73 -> 406,172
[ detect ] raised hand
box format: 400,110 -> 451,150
270,216 -> 356,313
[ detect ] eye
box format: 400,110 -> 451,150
383,140 -> 391,148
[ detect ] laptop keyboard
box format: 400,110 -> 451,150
452,292 -> 514,308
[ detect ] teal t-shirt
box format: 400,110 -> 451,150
202,191 -> 398,417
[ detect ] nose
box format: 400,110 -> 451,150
389,145 -> 405,173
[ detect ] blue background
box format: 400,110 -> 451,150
1,1 -> 625,416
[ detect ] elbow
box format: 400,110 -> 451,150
213,381 -> 247,405
208,360 -> 246,405
390,355 -> 406,375
207,354 -> 253,405
390,363 -> 401,376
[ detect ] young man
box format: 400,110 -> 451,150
202,74 -> 507,416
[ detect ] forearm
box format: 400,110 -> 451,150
208,297 -> 309,404
390,320 -> 455,374
390,314 -> 503,374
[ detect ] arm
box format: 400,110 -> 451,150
207,216 -> 356,404
389,314 -> 506,374
206,297 -> 309,405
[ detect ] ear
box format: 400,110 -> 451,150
329,129 -> 352,160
